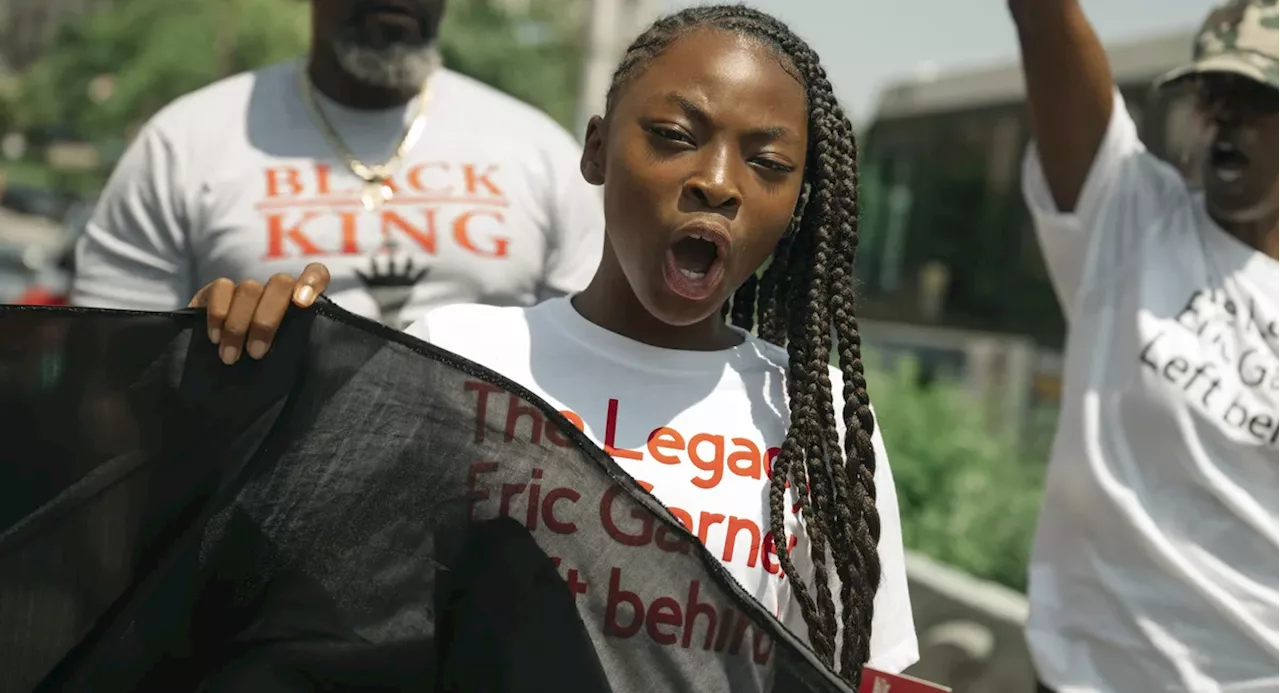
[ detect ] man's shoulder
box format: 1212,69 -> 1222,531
145,60 -> 294,139
436,69 -> 578,149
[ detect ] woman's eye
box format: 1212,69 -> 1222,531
752,158 -> 795,174
649,125 -> 693,144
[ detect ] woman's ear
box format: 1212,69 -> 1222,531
580,115 -> 607,186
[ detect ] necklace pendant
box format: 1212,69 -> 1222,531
361,182 -> 393,211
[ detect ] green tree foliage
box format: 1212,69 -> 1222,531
16,0 -> 310,141
439,0 -> 586,130
12,0 -> 584,143
865,355 -> 1045,592
0,77 -> 20,137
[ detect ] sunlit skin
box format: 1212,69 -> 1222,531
574,29 -> 810,351
308,0 -> 446,109
1196,73 -> 1279,259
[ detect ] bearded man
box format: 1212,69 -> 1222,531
73,0 -> 604,335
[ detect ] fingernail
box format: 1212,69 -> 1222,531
220,345 -> 238,365
247,340 -> 267,360
296,286 -> 315,306
209,328 -> 220,344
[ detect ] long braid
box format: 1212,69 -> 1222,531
826,106 -> 880,675
756,235 -> 794,345
731,273 -> 758,333
784,41 -> 879,675
607,6 -> 880,684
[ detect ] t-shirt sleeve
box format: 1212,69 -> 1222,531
1021,87 -> 1186,317
536,128 -> 604,301
71,122 -> 194,310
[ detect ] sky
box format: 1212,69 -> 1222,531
664,0 -> 1213,123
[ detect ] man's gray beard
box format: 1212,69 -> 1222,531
331,37 -> 443,92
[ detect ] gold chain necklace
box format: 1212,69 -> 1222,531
296,63 -> 434,212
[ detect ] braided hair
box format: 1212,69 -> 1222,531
606,6 -> 880,684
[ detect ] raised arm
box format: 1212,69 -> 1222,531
1008,0 -> 1116,213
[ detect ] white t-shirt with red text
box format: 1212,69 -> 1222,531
72,59 -> 603,329
405,296 -> 920,676
1022,90 -> 1278,693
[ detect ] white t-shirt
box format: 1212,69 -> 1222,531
72,60 -> 604,329
405,296 -> 920,677
1022,89 -> 1279,693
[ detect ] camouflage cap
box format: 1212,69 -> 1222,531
1155,0 -> 1279,89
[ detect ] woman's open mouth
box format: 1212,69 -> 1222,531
663,227 -> 728,301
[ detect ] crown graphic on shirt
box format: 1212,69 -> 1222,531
355,253 -> 430,289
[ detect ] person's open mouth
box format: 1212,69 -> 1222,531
1209,137 -> 1250,184
664,222 -> 730,301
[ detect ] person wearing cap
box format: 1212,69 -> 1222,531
1007,0 -> 1278,691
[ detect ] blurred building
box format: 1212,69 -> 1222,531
856,29 -> 1197,446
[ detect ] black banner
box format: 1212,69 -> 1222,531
0,300 -> 852,693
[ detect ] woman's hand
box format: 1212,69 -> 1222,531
188,263 -> 331,365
